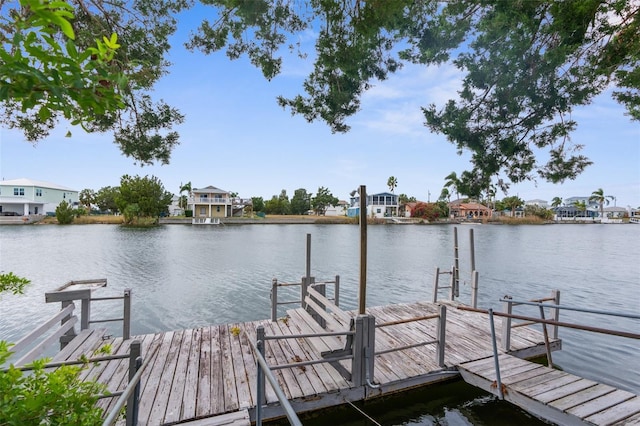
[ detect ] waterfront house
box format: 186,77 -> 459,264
448,200 -> 492,220
188,185 -> 251,219
601,206 -> 627,219
0,178 -> 78,217
525,199 -> 549,208
323,200 -> 348,216
347,191 -> 399,218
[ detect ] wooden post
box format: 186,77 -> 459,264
352,315 -> 365,386
539,306 -> 553,368
123,289 -> 131,340
271,279 -> 278,322
80,296 -> 90,331
469,228 -> 475,296
60,300 -> 76,350
126,340 -> 141,426
449,265 -> 455,301
471,271 -> 479,309
363,315 -> 376,386
358,185 -> 367,315
551,290 -> 561,339
334,275 -> 340,307
453,226 -> 459,297
432,267 -> 440,303
256,326 -> 266,407
501,299 -> 513,351
436,304 -> 447,367
305,233 -> 311,279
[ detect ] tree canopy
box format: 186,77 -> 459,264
5,0 -> 638,183
116,175 -> 172,223
1,0 -> 186,165
189,0 -> 639,196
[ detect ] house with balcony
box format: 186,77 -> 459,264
0,178 -> 78,217
347,191 -> 399,218
188,185 -> 251,220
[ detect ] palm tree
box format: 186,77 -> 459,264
179,181 -> 192,210
439,188 -> 451,218
589,188 -> 615,218
574,200 -> 587,218
443,171 -> 461,200
551,197 -> 563,208
387,176 -> 398,194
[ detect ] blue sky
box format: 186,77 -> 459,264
1,9 -> 639,208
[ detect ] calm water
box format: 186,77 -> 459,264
1,223 -> 638,424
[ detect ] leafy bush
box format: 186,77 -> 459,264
0,273 -> 29,295
55,200 -> 75,224
411,202 -> 441,222
75,206 -> 88,217
0,274 -> 106,424
0,347 -> 106,425
185,209 -> 193,217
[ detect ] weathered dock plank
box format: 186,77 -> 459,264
57,299 -> 636,425
458,353 -> 640,426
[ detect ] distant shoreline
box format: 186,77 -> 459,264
14,214 -> 632,226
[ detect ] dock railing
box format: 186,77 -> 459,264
460,295 -> 640,400
270,275 -> 340,322
375,304 -> 447,368
45,279 -> 131,349
500,290 -> 561,353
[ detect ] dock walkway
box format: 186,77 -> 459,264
53,300 -> 564,425
458,354 -> 640,425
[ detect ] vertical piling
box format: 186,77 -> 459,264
126,340 -> 141,426
432,267 -> 440,303
501,298 -> 513,351
271,279 -> 278,322
551,290 -> 561,339
358,185 -> 367,315
123,289 -> 131,340
436,305 -> 447,367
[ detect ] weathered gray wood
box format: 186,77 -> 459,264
220,324 -> 240,413
15,316 -> 78,366
45,298 -> 637,426
568,389 -> 636,419
164,328 -> 193,424
550,383 -> 616,412
136,331 -> 174,423
585,396 -> 640,425
147,330 -> 185,425
197,326 -> 213,417
10,303 -> 76,357
180,409 -> 251,425
307,286 -> 351,325
181,327 -> 202,420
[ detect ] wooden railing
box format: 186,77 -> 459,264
270,275 -> 340,322
6,303 -> 77,366
44,279 -> 131,349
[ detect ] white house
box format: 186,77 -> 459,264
347,191 -> 399,218
323,200 -> 348,216
0,178 -> 79,216
525,199 -> 549,208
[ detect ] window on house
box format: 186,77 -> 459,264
216,206 -> 220,212
14,188 -> 24,196
36,189 -> 42,196
200,207 -> 206,215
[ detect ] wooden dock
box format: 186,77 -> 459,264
51,299 -> 568,425
459,354 -> 640,426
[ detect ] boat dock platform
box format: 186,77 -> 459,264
49,299 -> 563,425
7,280 -> 640,426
